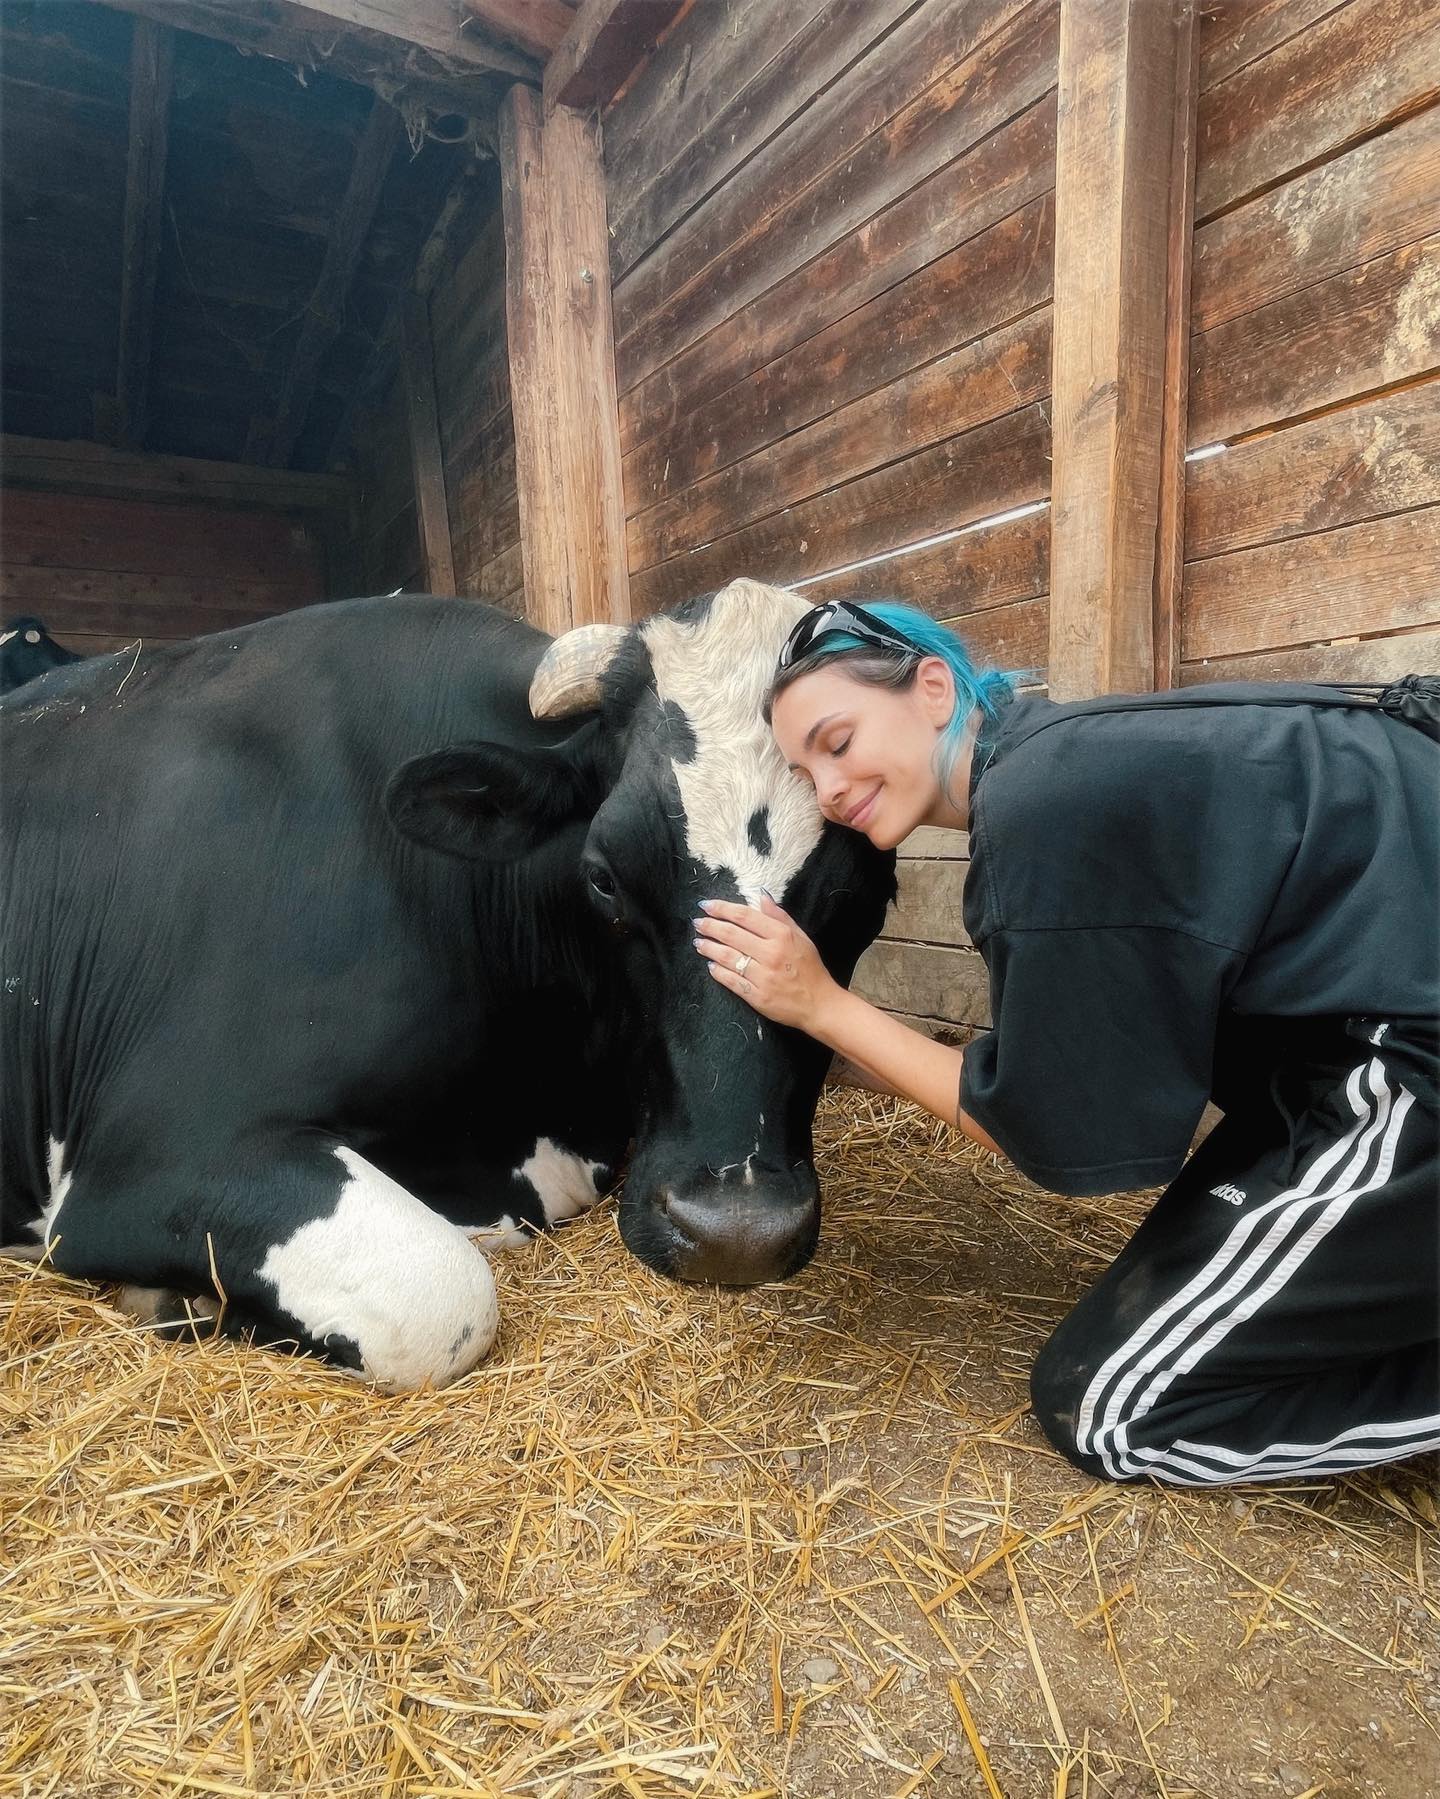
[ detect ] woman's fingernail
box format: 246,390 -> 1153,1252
698,899 -> 717,913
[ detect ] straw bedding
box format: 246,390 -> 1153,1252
2,1091 -> 1436,1798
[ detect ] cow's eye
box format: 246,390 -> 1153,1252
585,863 -> 620,912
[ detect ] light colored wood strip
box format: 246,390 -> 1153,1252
1048,0 -> 1198,699
1180,626 -> 1440,684
884,860 -> 972,949
852,939 -> 992,1028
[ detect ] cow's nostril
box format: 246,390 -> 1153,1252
664,1191 -> 818,1286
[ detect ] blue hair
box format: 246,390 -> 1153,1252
769,600 -> 1018,804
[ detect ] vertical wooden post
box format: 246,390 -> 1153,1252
399,291 -> 457,593
1048,0 -> 1198,700
499,83 -> 631,635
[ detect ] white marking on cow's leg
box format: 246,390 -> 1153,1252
516,1138 -> 605,1224
259,1148 -> 499,1392
31,1138 -> 72,1248
468,1214 -> 532,1253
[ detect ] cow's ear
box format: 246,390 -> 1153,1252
385,741 -> 593,861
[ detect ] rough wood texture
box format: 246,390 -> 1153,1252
1182,504 -> 1440,659
115,18 -> 173,451
1048,0 -> 1197,700
1181,626 -> 1440,685
1,436 -> 350,512
884,859 -> 972,948
1189,235 -> 1440,447
465,0 -> 573,63
619,93 -> 1056,467
1198,0 -> 1349,92
852,940 -> 992,1028
1195,0 -> 1440,221
628,403 -> 1052,616
257,97 -> 404,470
1186,382 -> 1440,559
399,292 -> 457,593
805,506 -> 1050,626
1192,106 -> 1440,334
90,0 -> 532,110
499,85 -> 630,633
544,0 -> 684,113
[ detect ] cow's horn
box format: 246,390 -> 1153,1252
529,623 -> 629,719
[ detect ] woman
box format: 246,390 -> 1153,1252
693,599 -> 1439,1487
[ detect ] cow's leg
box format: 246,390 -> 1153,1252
379,1134 -> 619,1249
42,1135 -> 499,1390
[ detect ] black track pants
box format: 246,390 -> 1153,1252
1030,1018 -> 1440,1486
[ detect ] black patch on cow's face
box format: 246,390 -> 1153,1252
746,806 -> 772,856
659,698 -> 697,762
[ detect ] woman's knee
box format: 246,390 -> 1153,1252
1030,1316 -> 1131,1482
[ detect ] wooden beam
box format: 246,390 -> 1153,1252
1048,0 -> 1198,699
399,293 -> 458,592
255,96 -> 404,469
1,436 -> 351,512
90,0 -> 532,117
115,19 -> 174,452
464,0 -> 573,63
544,0 -> 684,114
499,84 -> 630,633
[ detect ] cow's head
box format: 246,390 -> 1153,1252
387,580 -> 895,1286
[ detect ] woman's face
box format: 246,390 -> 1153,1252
769,656 -> 961,849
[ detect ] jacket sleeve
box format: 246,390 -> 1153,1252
959,924 -> 1242,1196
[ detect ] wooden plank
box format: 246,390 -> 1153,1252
1193,108 -> 1440,335
619,95 -> 1056,469
0,565 -> 315,615
627,303 -> 1054,573
545,0 -> 685,113
1181,504 -> 1440,659
256,97 -> 403,469
884,859 -> 971,947
1,436 -> 349,512
90,0 -> 537,92
1199,0 -> 1350,92
613,0 -> 1055,397
0,594 -> 291,639
399,293 -> 457,593
628,402 -> 1052,615
1048,0 -> 1198,700
899,826 -> 971,859
1186,382 -> 1440,559
624,186 -> 1055,524
851,939 -> 992,1027
1180,626 -> 1440,684
1188,235 -> 1440,447
803,505 -> 1050,623
465,0 -> 573,62
499,85 -> 630,634
604,0 -> 912,283
114,18 -> 173,450
1195,0 -> 1440,221
941,594 -> 1049,677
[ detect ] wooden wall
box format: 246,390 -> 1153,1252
1181,0 -> 1440,684
0,481 -> 330,657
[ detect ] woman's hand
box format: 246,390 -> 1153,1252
693,895 -> 839,1036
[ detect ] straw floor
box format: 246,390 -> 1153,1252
2,1091 -> 1436,1798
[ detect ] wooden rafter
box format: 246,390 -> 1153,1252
90,0 -> 534,118
253,96 -> 404,469
400,292 -> 458,592
1,436 -> 350,512
115,18 -> 174,451
1048,0 -> 1199,699
543,0 -> 684,114
463,0 -> 574,64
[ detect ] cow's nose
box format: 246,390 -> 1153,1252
664,1189 -> 818,1286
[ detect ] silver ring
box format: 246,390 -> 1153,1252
734,953 -> 752,977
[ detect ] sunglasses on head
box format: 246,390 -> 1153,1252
776,601 -> 917,671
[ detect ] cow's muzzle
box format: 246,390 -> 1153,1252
624,1161 -> 820,1286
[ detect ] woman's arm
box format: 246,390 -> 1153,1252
694,897 -> 1001,1154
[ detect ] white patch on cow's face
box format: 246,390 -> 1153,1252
32,1138 -> 72,1247
516,1137 -> 605,1224
641,579 -> 824,903
259,1147 -> 499,1391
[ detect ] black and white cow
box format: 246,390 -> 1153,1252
0,580 -> 894,1387
0,616 -> 83,694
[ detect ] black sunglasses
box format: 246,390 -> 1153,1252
777,600 -> 917,671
